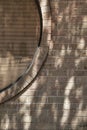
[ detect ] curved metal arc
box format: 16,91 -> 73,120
0,47 -> 38,93
0,47 -> 48,104
35,0 -> 43,47
0,0 -> 43,93
0,0 -> 48,104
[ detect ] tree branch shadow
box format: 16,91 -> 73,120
29,0 -> 87,130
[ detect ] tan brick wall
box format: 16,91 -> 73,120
0,0 -> 87,130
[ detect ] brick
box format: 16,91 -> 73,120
0,0 -> 87,130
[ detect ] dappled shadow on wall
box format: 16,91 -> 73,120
29,0 -> 87,130
0,0 -> 87,130
0,46 -> 48,129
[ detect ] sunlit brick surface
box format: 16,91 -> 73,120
0,0 -> 87,130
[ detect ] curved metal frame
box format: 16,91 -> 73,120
0,0 -> 48,104
35,0 -> 43,47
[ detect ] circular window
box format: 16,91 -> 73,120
0,0 -> 41,91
